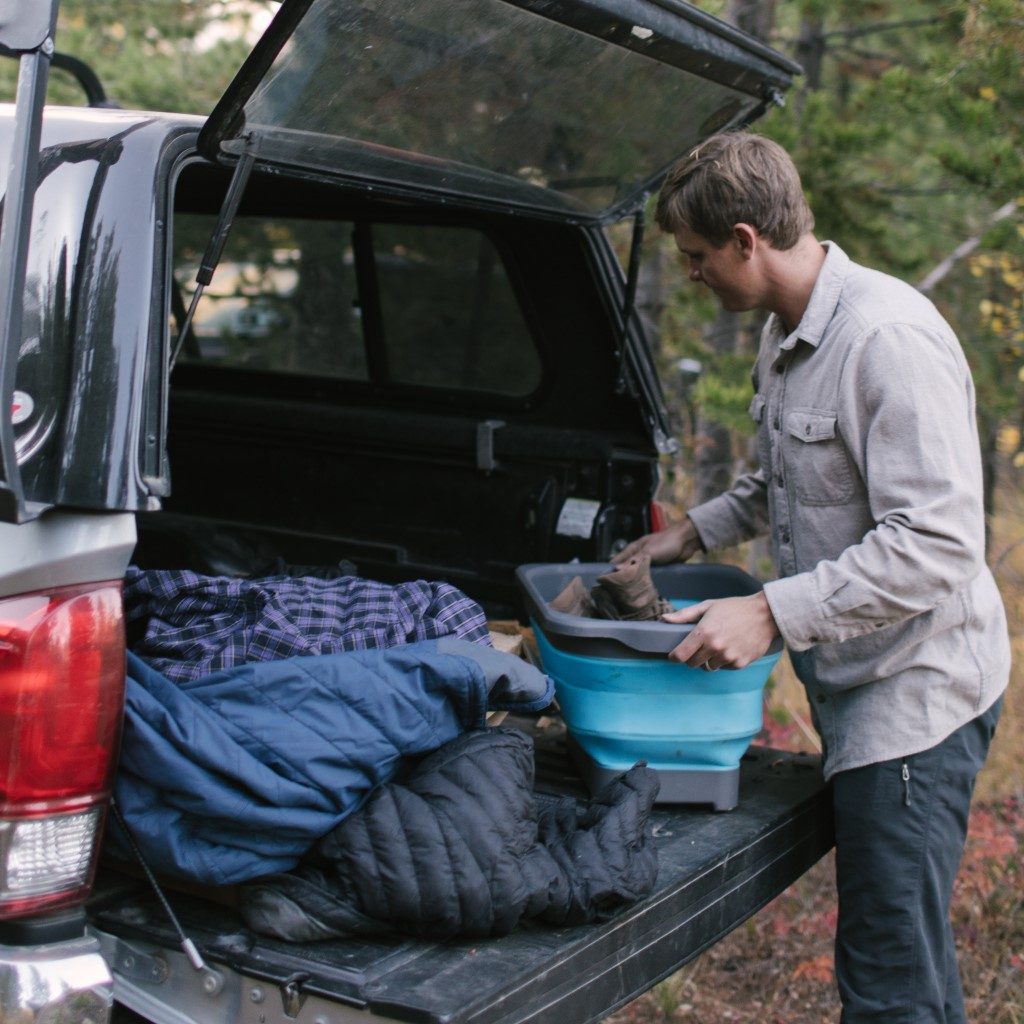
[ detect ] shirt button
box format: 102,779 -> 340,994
781,531 -> 790,543
874,622 -> 884,628
775,364 -> 784,374
773,418 -> 781,430
775,474 -> 784,487
809,635 -> 819,643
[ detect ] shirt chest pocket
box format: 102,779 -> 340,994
785,409 -> 856,506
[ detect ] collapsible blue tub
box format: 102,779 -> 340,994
516,562 -> 782,810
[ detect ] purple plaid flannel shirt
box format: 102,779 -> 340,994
124,567 -> 491,684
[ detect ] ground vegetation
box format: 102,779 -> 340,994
1,2 -> 1019,1018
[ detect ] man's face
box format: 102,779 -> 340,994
673,225 -> 758,311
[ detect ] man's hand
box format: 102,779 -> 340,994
612,517 -> 703,566
663,592 -> 780,670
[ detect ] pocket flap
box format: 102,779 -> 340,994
748,394 -> 766,423
787,410 -> 837,442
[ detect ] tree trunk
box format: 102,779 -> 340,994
636,242 -> 664,358
694,310 -> 742,505
796,17 -> 825,91
690,1 -> 777,508
729,0 -> 776,40
979,413 -> 999,557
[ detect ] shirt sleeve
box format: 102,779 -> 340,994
687,467 -> 770,552
763,322 -> 987,652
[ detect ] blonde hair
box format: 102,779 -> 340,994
655,132 -> 814,249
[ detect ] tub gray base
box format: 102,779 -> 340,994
567,734 -> 741,811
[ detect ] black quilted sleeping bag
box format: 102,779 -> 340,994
240,727 -> 660,941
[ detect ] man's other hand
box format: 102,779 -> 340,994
663,592 -> 779,670
612,517 -> 703,566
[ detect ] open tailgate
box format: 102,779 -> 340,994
92,743 -> 831,1024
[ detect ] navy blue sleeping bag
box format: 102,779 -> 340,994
110,641 -> 534,885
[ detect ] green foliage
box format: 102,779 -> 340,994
0,1 -> 276,114
657,0 -> 1024,473
691,369 -> 755,435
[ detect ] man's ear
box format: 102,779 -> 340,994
732,223 -> 759,260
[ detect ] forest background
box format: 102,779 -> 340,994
3,1 -> 1020,1021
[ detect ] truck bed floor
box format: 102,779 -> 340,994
92,727 -> 833,1024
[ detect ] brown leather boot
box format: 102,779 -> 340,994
591,554 -> 672,621
549,575 -> 597,618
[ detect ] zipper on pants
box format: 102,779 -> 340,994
901,759 -> 911,806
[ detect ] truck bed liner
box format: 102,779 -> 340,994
92,736 -> 832,1024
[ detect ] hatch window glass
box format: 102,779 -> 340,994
373,223 -> 540,393
174,215 -> 367,378
214,0 -> 762,217
173,215 -> 541,396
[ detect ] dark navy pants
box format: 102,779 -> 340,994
832,696 -> 1003,1024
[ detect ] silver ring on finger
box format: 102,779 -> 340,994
701,660 -> 713,672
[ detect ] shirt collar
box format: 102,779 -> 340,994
769,240 -> 850,352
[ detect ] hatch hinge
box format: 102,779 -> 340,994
280,973 -> 311,1018
108,938 -> 169,986
171,134 -> 258,369
476,419 -> 505,473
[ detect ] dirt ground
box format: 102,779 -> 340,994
611,474 -> 1024,1024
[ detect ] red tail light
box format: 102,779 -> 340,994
0,582 -> 125,918
649,500 -> 669,533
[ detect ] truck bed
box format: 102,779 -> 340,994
91,723 -> 832,1024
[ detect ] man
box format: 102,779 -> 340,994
614,132 -> 1009,1023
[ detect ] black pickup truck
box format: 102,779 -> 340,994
0,3 -> 828,1023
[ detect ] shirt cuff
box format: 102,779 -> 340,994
762,573 -> 826,652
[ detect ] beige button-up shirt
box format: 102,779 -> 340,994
687,242 -> 1010,779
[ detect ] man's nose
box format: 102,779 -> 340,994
688,264 -> 702,283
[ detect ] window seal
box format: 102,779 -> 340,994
351,220 -> 389,385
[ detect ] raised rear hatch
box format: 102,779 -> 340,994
198,0 -> 800,220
